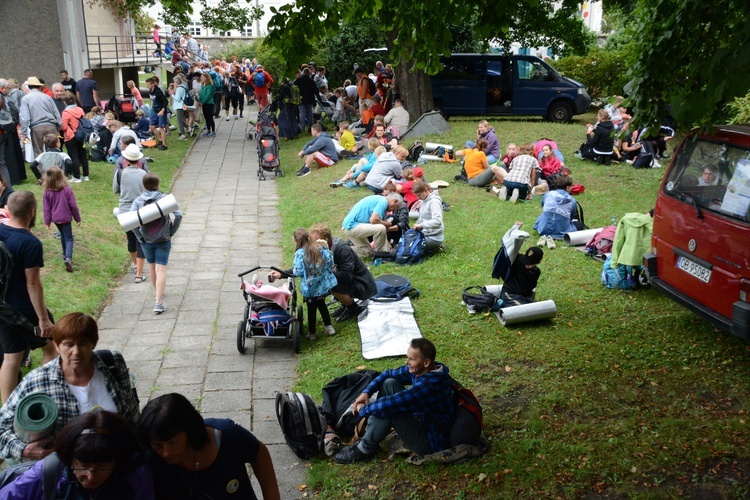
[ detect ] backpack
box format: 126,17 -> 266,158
407,141 -> 424,163
275,392 -> 326,459
228,76 -> 241,96
0,240 -> 14,301
585,226 -> 616,257
572,201 -> 587,230
105,96 -> 122,116
138,198 -> 172,243
95,349 -> 139,405
181,85 -> 194,107
289,84 -> 301,105
366,77 -> 376,97
601,255 -> 643,290
461,286 -> 500,313
0,452 -> 62,498
394,229 -> 426,265
74,117 -> 95,144
449,377 -> 483,447
371,274 -> 420,301
253,71 -> 266,88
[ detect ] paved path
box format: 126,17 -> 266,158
96,114 -> 306,498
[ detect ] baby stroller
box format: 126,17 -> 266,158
119,95 -> 138,124
248,105 -> 282,180
237,266 -> 302,354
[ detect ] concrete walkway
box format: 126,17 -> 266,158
96,113 -> 306,498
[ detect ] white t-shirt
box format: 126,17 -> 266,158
67,368 -> 117,414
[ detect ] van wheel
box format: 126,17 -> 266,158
547,102 -> 572,122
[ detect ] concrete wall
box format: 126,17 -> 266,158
0,0 -> 65,88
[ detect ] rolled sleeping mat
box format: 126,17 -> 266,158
496,300 -> 557,326
424,142 -> 454,154
117,193 -> 179,232
14,393 -> 58,443
563,228 -> 603,247
484,284 -> 503,297
419,154 -> 446,162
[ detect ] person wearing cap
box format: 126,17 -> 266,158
114,144 -> 147,283
19,77 -> 61,158
342,193 -> 404,257
500,225 -> 544,306
252,65 -> 273,108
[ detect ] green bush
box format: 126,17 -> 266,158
726,91 -> 750,124
213,38 -> 286,84
550,47 -> 631,101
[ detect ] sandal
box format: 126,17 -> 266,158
134,276 -> 146,283
324,429 -> 342,457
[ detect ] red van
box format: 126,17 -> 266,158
644,125 -> 750,340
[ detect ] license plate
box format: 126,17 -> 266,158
677,256 -> 712,283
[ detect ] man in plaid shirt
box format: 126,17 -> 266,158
334,338 -> 455,463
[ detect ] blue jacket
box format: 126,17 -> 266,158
360,364 -> 455,453
301,132 -> 339,162
533,189 -> 578,238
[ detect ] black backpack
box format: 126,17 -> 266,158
95,349 -> 139,405
461,286 -> 500,313
572,201 -> 587,230
449,377 -> 483,447
74,117 -> 94,144
407,141 -> 424,163
394,229 -> 426,265
367,77 -> 376,96
371,274 -> 420,301
275,392 -> 326,459
138,198 -> 172,243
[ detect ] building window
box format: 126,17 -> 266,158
218,30 -> 232,37
240,26 -> 253,37
188,23 -> 202,36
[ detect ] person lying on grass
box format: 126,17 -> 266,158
333,338 -> 455,464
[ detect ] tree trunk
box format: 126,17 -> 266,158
388,29 -> 434,119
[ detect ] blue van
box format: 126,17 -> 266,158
430,54 -> 591,121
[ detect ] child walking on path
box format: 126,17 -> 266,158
131,173 -> 183,314
42,167 -> 81,272
292,228 -> 337,341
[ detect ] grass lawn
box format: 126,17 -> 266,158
272,113 -> 750,498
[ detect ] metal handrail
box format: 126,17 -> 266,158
87,33 -> 207,67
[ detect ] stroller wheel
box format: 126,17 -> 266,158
236,321 -> 247,354
276,168 -> 284,177
293,320 -> 301,354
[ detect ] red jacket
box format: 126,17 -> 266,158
61,105 -> 85,143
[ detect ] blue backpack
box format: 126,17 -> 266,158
253,71 -> 266,87
395,229 -> 426,265
74,117 -> 94,144
601,255 -> 643,290
371,274 -> 420,301
210,71 -> 223,90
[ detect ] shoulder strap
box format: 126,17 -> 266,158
95,349 -> 115,369
42,452 -> 62,500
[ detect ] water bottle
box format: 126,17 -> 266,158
611,216 -> 617,226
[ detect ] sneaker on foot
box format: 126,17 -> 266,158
343,180 -> 359,188
69,177 -> 82,184
333,444 -> 375,464
537,235 -> 547,246
154,303 -> 166,314
178,135 -> 187,140
234,115 -> 239,120
64,260 -> 73,272
325,325 -> 336,336
491,185 -> 501,194
499,186 -> 507,200
330,179 -> 345,188
336,304 -> 365,323
203,131 -> 212,136
225,117 -> 230,121
307,332 -> 317,341
546,236 -> 556,249
83,176 -> 90,182
296,166 -> 311,177
157,144 -> 168,150
509,188 -> 520,204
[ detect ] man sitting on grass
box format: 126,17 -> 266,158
334,338 -> 455,463
295,123 -> 339,177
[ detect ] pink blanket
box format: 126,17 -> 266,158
242,280 -> 292,310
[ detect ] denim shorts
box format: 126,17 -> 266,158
141,240 -> 171,265
149,111 -> 170,129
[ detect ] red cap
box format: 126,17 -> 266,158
413,167 -> 424,178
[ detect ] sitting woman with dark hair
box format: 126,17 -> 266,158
533,175 -> 579,239
137,393 -> 280,500
0,411 -> 154,499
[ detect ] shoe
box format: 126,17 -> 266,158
134,275 -> 146,284
509,189 -> 519,204
54,232 -> 61,239
64,260 -> 73,272
36,179 -> 43,186
331,305 -> 346,318
145,156 -> 155,163
625,159 -> 633,165
188,128 -> 194,137
169,125 -> 177,131
330,179 -> 345,188
83,176 -> 90,182
225,117 -> 230,121
333,444 -> 375,464
208,133 -> 216,137
324,430 -> 342,457
234,115 -> 239,120
239,113 -> 243,118
154,303 -> 166,314
325,325 -> 336,336
131,263 -> 137,272
546,236 -> 556,249
343,180 -> 359,188
203,132 -> 212,136
296,166 -> 311,177
178,135 -> 187,140
69,177 -> 82,184
537,235 -> 547,246
157,144 -> 168,150
336,304 -> 365,323
491,185 -> 501,194
498,186 -> 507,200
307,333 -> 317,341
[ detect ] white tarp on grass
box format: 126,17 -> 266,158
358,298 -> 422,360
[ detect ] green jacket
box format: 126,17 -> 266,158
611,212 -> 653,268
197,83 -> 214,105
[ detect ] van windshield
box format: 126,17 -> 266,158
664,139 -> 750,223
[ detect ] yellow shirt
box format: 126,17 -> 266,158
339,130 -> 356,151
